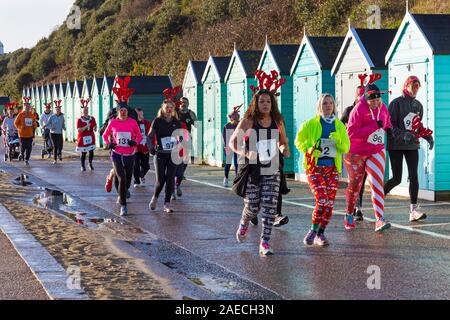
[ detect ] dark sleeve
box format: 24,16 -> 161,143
340,106 -> 352,125
222,125 -> 227,146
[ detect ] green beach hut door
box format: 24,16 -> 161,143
205,84 -> 216,164
390,62 -> 430,189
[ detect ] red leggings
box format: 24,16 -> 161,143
307,166 -> 339,228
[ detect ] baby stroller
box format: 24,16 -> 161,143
3,130 -> 21,162
41,128 -> 53,159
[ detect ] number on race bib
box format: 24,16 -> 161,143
319,139 -> 337,158
25,118 -> 33,126
368,129 -> 385,145
116,132 -> 131,147
257,139 -> 277,162
403,112 -> 417,131
161,136 -> 177,151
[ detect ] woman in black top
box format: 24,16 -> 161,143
147,100 -> 183,213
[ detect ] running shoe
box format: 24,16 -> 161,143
47,153 -> 52,159
353,208 -> 364,221
141,177 -> 145,185
163,203 -> 173,213
236,223 -> 249,243
89,163 -> 94,171
409,206 -> 427,222
303,230 -> 317,246
259,240 -> 273,256
375,218 -> 391,232
120,205 -> 128,216
273,215 -> 289,227
25,160 -> 29,166
58,154 -> 62,161
105,176 -> 113,193
314,233 -> 329,246
53,160 -> 57,165
344,214 -> 356,230
81,166 -> 86,172
176,186 -> 182,197
250,217 -> 258,226
223,178 -> 229,187
149,196 -> 157,210
133,182 -> 141,188
171,192 -> 177,200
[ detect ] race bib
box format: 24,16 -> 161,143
116,132 -> 131,147
256,139 -> 277,162
161,136 -> 177,151
404,112 -> 417,131
368,128 -> 385,145
83,136 -> 93,145
25,118 -> 33,126
140,124 -> 147,145
319,139 -> 337,158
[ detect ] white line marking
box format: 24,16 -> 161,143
186,176 -> 450,241
408,222 -> 450,228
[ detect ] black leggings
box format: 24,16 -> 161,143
384,149 -> 419,204
224,152 -> 238,179
153,152 -> 177,203
50,133 -> 63,160
111,152 -> 135,206
134,152 -> 150,183
175,163 -> 188,187
81,150 -> 94,167
20,137 -> 33,161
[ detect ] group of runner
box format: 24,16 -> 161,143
230,70 -> 433,256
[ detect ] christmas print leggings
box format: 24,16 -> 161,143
344,150 -> 386,220
306,166 -> 339,228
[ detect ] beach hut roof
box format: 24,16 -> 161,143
258,44 -> 299,75
201,56 -> 232,83
190,61 -> 207,84
332,28 -> 397,75
0,96 -> 10,105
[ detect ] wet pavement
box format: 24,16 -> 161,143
1,140 -> 449,300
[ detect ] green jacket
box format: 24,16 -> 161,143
294,115 -> 350,173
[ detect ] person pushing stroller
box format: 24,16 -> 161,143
40,102 -> 54,158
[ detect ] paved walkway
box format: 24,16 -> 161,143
0,229 -> 48,300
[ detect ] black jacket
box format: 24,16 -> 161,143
387,94 -> 424,151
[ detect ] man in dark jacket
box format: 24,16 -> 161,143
384,76 -> 434,222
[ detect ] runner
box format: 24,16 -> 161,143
230,69 -> 290,256
76,98 -> 97,171
102,77 -> 142,216
222,105 -> 241,187
173,94 -> 197,199
344,74 -> 392,232
14,97 -> 37,165
40,102 -> 54,159
147,98 -> 183,213
295,94 -> 350,246
340,75 -> 367,221
47,100 -> 66,164
2,102 -> 18,138
133,107 -> 151,187
384,75 -> 434,222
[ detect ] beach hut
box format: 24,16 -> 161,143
290,34 -> 344,179
0,96 -> 10,114
385,11 -> 450,200
100,75 -> 116,133
201,55 -> 231,166
90,76 -> 107,147
62,80 -> 74,141
257,41 -> 299,173
182,60 -> 207,162
68,80 -> 83,142
331,26 -> 397,115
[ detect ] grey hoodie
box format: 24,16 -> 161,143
48,113 -> 66,134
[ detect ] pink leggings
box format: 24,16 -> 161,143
344,150 -> 386,220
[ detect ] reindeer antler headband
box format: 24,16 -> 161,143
5,101 -> 18,110
80,98 -> 90,108
54,99 -> 63,108
112,76 -> 135,104
250,70 -> 287,97
23,96 -> 32,105
163,86 -> 182,108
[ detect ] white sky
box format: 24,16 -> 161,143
0,0 -> 76,53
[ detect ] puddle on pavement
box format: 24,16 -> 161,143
12,174 -> 33,186
32,187 -> 121,228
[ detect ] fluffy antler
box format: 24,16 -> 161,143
43,102 -> 53,108
80,98 -> 90,108
358,73 -> 368,86
23,96 -> 31,104
112,76 -> 135,103
5,101 -> 18,110
368,73 -> 382,85
250,70 -> 287,96
163,86 -> 182,108
54,99 -> 63,108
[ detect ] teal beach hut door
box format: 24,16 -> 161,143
204,84 -> 216,163
389,62 -> 430,189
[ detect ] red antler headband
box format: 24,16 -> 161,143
163,86 -> 182,108
358,73 -> 368,86
23,96 -> 31,104
54,99 -> 63,108
228,104 -> 242,118
250,70 -> 287,96
112,76 -> 135,103
5,101 -> 18,110
80,98 -> 90,108
44,102 -> 52,108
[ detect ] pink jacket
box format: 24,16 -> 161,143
347,97 -> 392,156
102,118 -> 143,155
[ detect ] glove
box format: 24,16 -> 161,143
150,147 -> 156,156
403,132 -> 417,144
377,120 -> 383,128
329,132 -> 341,144
425,136 -> 434,150
128,140 -> 137,147
107,143 -> 117,150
